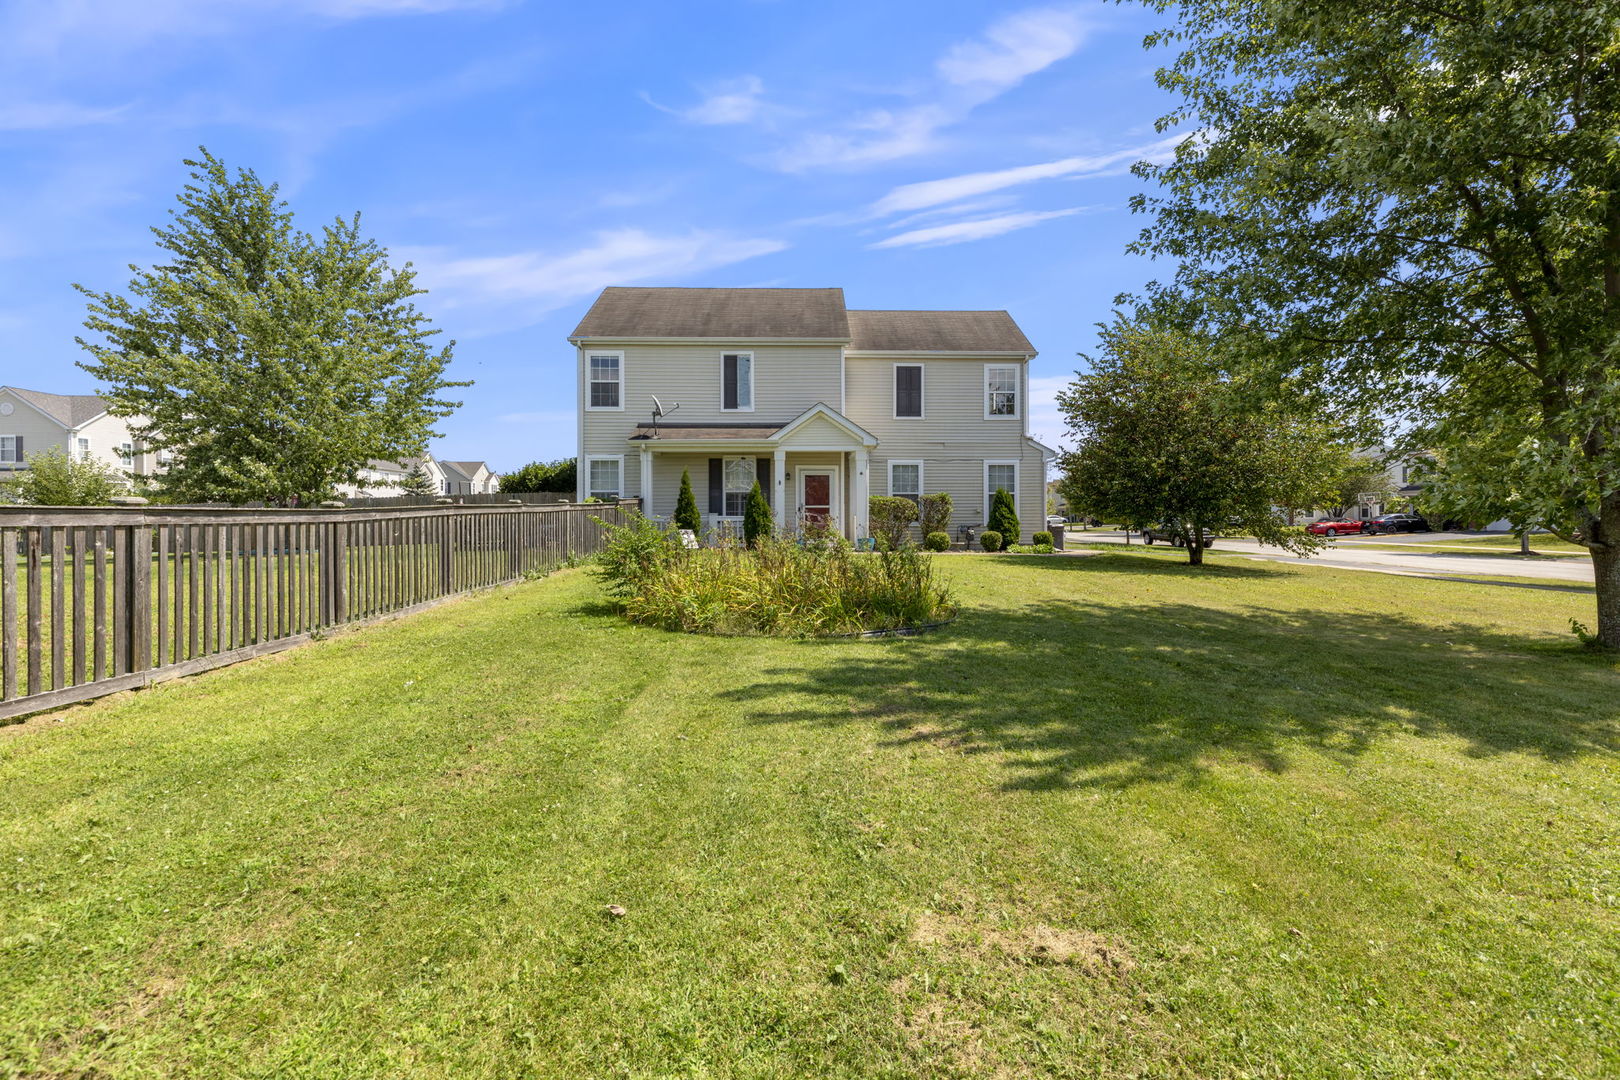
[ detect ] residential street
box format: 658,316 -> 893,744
1067,530 -> 1595,584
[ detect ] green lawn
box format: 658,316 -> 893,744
2,552 -> 1616,1078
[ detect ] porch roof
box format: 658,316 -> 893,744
626,402 -> 878,450
629,422 -> 780,441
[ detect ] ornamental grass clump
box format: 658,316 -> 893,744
595,515 -> 954,636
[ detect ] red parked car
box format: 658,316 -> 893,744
1307,518 -> 1363,537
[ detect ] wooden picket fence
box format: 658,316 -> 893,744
0,500 -> 637,721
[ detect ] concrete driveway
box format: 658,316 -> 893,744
1064,530 -> 1594,584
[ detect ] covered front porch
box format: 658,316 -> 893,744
628,403 -> 877,540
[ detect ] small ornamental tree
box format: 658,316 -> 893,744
4,447 -> 122,506
674,468 -> 702,531
869,496 -> 919,550
743,481 -> 772,547
400,461 -> 436,496
919,492 -> 953,536
987,488 -> 1019,548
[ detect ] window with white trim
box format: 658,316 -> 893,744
888,460 -> 922,504
587,456 -> 622,500
984,460 -> 1017,522
77,438 -> 91,462
587,352 -> 623,409
985,364 -> 1019,418
0,436 -> 18,463
723,456 -> 756,516
119,441 -> 133,462
894,364 -> 923,418
722,353 -> 754,411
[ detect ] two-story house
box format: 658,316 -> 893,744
0,385 -> 164,481
571,287 -> 1052,542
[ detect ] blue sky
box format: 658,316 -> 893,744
0,0 -> 1182,470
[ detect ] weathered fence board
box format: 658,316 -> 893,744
0,500 -> 634,721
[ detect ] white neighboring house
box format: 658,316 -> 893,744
441,460 -> 500,495
340,454 -> 450,499
0,385 -> 164,484
572,287 -> 1054,541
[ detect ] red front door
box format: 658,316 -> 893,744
801,472 -> 832,526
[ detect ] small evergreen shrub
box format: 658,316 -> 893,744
919,492 -> 953,536
924,531 -> 950,552
674,468 -> 702,532
979,530 -> 1002,552
1032,530 -> 1053,546
743,481 -> 772,547
869,496 -> 919,550
987,487 -> 1019,547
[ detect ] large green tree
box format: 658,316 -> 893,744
1057,321 -> 1340,565
500,458 -> 577,494
1132,0 -> 1620,642
77,151 -> 465,507
1,447 -> 122,506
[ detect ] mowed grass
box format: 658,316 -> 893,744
1,552 -> 1617,1079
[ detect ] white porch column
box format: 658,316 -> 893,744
639,447 -> 653,516
853,448 -> 870,540
772,448 -> 787,532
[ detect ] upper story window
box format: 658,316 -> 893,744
723,456 -> 756,515
0,436 -> 19,463
588,352 -> 623,410
722,353 -> 754,411
985,364 -> 1019,419
587,456 -> 622,500
119,442 -> 134,461
894,364 -> 923,419
77,438 -> 91,462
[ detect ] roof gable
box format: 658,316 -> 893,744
571,287 -> 849,341
2,386 -> 109,428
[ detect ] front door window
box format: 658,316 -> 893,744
800,471 -> 832,527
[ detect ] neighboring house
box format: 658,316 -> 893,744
571,287 -> 1053,541
0,385 -> 163,482
441,460 -> 500,495
341,454 -> 449,498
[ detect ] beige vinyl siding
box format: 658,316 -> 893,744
76,412 -> 143,474
580,342 -> 844,501
0,391 -> 72,469
843,355 -> 1044,540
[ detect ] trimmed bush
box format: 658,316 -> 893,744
674,468 -> 702,532
924,531 -> 950,552
979,530 -> 1003,552
1032,530 -> 1053,546
869,495 -> 919,550
987,487 -> 1019,547
919,492 -> 953,536
743,481 -> 772,547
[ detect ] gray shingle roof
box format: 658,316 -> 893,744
629,422 -> 783,441
4,386 -> 110,428
846,310 -> 1034,354
441,460 -> 488,479
571,287 -> 849,340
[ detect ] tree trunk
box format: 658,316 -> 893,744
1520,529 -> 1531,555
1188,523 -> 1205,566
1594,542 -> 1620,648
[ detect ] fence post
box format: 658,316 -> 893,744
129,524 -> 151,673
332,520 -> 349,624
440,513 -> 455,594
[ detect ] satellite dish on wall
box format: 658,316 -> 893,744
649,395 -> 679,436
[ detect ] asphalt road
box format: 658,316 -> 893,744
1065,530 -> 1594,584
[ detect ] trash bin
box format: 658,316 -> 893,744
1051,524 -> 1065,550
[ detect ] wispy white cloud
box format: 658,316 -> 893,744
870,133 -> 1185,215
0,100 -> 131,131
770,4 -> 1090,172
936,6 -> 1089,90
402,228 -> 789,326
870,208 -> 1089,249
644,75 -> 769,126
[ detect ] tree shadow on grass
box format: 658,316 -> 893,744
718,567 -> 1620,791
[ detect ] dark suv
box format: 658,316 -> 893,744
1140,523 -> 1216,548
1364,512 -> 1430,535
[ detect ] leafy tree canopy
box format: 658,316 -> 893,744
500,458 -> 577,494
76,150 -> 466,507
1131,0 -> 1620,637
1057,320 -> 1342,564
